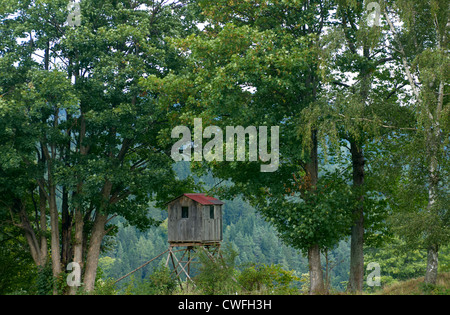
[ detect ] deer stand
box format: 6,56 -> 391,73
165,242 -> 222,291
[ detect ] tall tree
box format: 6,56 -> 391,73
381,0 -> 449,285
142,0 -> 354,294
0,0 -> 197,293
304,0 -> 420,292
0,1 -> 50,271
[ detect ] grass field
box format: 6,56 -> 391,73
375,273 -> 450,295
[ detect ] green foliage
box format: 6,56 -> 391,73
0,236 -> 38,295
1,0 -> 448,296
89,279 -> 119,296
123,266 -> 176,295
143,0 -> 384,267
419,282 -> 450,296
194,244 -> 239,295
35,264 -> 54,296
1,0 -> 201,292
364,238 -> 426,290
99,167 -> 352,293
238,263 -> 300,295
100,199 -> 354,292
247,168 -> 356,255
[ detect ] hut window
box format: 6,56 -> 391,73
181,207 -> 189,219
209,206 -> 214,219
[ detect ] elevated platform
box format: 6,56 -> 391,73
168,241 -> 222,247
116,242 -> 223,290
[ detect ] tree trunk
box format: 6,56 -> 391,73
304,129 -> 325,294
84,179 -> 113,291
308,244 -> 325,295
41,144 -> 62,290
61,186 -> 72,268
16,198 -> 46,267
48,185 -> 62,280
69,111 -> 89,294
425,244 -> 439,285
38,186 -> 48,266
69,207 -> 84,295
385,6 -> 446,288
73,208 -> 84,269
83,213 -> 107,292
347,140 -> 365,293
424,121 -> 442,285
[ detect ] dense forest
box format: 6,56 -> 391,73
0,0 -> 449,295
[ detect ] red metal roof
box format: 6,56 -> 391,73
183,193 -> 224,205
166,193 -> 225,205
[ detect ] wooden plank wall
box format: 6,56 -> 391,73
202,205 -> 223,242
168,196 -> 223,243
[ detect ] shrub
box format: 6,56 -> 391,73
125,266 -> 177,295
194,244 -> 239,295
238,263 -> 300,294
